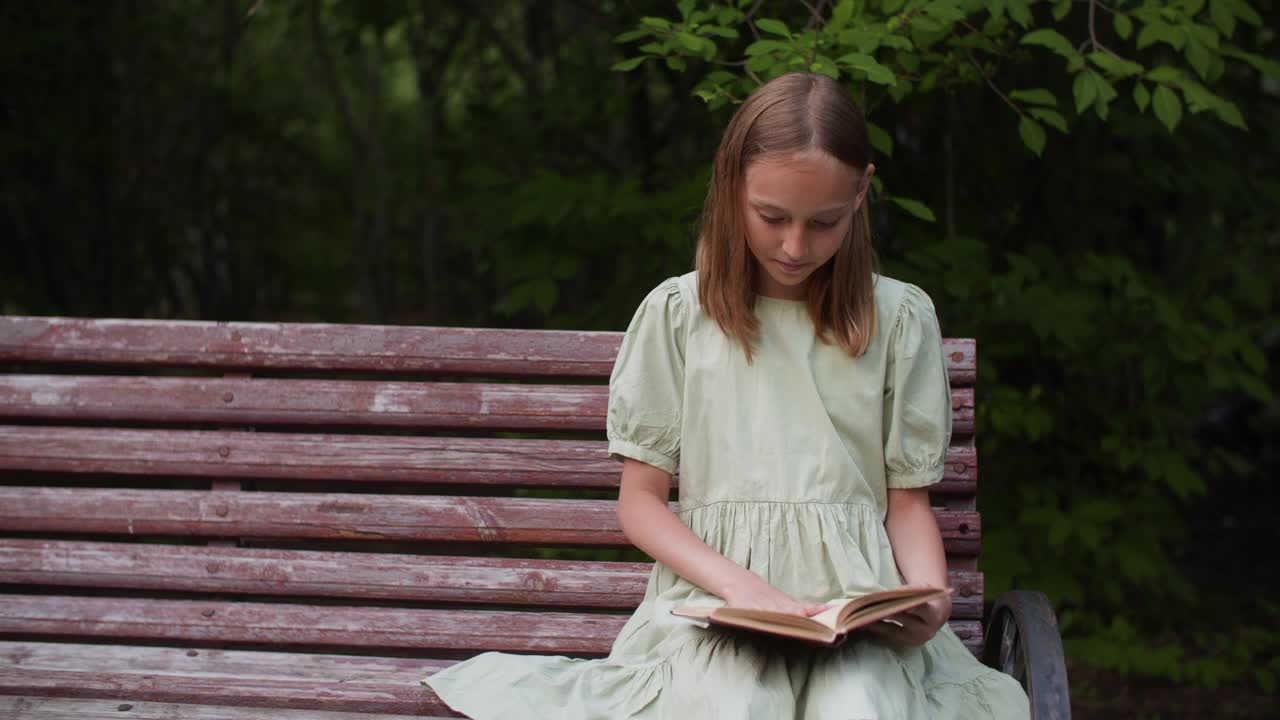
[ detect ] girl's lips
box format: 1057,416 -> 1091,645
775,259 -> 808,274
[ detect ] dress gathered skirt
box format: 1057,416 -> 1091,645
422,272 -> 1030,719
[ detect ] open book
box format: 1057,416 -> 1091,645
671,586 -> 951,647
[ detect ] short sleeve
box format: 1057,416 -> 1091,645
883,283 -> 953,489
606,278 -> 688,475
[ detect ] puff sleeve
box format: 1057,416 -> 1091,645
606,278 -> 688,475
883,283 -> 953,489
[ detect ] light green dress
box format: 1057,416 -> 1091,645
423,272 -> 1030,719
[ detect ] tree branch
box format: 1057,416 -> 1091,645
968,52 -> 1021,117
308,0 -> 366,150
452,0 -> 542,100
1088,0 -> 1131,63
744,0 -> 765,41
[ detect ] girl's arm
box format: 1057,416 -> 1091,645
616,458 -> 824,616
870,486 -> 953,645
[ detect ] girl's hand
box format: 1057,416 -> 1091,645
721,574 -> 827,617
864,584 -> 952,647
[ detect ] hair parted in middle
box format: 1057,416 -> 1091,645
695,71 -> 878,362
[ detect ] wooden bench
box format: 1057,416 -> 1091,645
0,315 -> 1070,718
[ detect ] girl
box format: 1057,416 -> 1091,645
424,72 -> 1029,719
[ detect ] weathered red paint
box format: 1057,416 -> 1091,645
0,316 -> 977,384
0,487 -> 982,554
0,375 -> 978,434
1,695 -> 443,720
0,426 -> 979,495
0,641 -> 451,716
0,539 -> 986,619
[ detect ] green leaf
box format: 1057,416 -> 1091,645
1010,88 -> 1058,106
1237,373 -> 1274,403
744,39 -> 791,56
639,16 -> 672,31
1021,29 -> 1081,62
1145,65 -> 1183,83
610,56 -> 647,72
1134,82 -> 1151,111
666,55 -> 687,71
1186,38 -> 1213,79
891,197 -> 937,222
1211,97 -> 1248,129
1221,47 -> 1280,79
867,121 -> 894,157
1232,0 -> 1262,25
614,29 -> 649,44
837,53 -> 897,85
832,0 -> 857,27
1089,51 -> 1145,77
1018,116 -> 1047,155
911,14 -> 945,32
1113,13 -> 1133,39
1187,23 -> 1220,49
1052,0 -> 1071,20
702,25 -> 739,39
1209,0 -> 1236,35
676,32 -> 704,52
925,1 -> 968,22
745,52 -> 774,73
755,18 -> 792,38
1137,21 -> 1185,50
810,56 -> 841,79
1152,85 -> 1183,131
1007,0 -> 1033,27
1073,71 -> 1097,114
1239,342 -> 1267,374
1029,107 -> 1068,132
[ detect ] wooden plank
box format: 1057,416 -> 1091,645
0,317 -> 977,385
0,375 -> 977,434
0,539 -> 653,610
0,376 -> 606,432
0,630 -> 982,717
0,595 -> 627,654
0,641 -> 449,716
0,488 -> 982,554
952,387 -> 975,436
3,696 -> 441,720
0,426 -> 979,497
0,540 -> 985,620
0,375 -> 975,434
0,317 -> 620,379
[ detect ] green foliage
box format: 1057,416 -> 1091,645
614,0 -> 1280,697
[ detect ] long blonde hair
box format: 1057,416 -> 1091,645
696,72 -> 877,361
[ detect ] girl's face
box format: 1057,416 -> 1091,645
740,150 -> 874,300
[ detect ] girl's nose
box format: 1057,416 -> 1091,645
782,226 -> 807,258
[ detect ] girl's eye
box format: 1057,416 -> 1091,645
760,215 -> 786,225
810,219 -> 836,229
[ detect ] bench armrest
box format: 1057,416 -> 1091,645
981,590 -> 1071,720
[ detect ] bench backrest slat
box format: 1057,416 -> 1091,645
0,539 -> 985,615
0,426 -> 979,495
1,316 -> 977,384
0,487 -> 981,553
